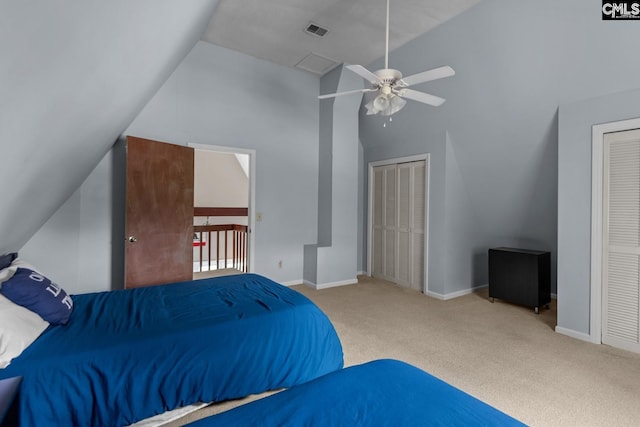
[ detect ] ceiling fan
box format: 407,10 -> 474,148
318,0 -> 455,116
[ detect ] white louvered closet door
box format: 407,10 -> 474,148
603,129 -> 640,353
372,161 -> 426,291
397,161 -> 426,290
372,164 -> 397,281
372,166 -> 385,278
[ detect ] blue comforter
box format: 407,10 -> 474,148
0,274 -> 343,426
188,359 -> 526,427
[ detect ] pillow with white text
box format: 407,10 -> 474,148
0,268 -> 74,325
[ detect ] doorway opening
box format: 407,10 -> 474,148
368,154 -> 430,292
190,144 -> 256,280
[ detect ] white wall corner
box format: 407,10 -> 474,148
426,284 -> 488,301
302,279 -> 318,289
303,278 -> 358,290
280,279 -> 304,287
555,326 -> 599,344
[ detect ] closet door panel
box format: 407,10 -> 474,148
603,129 -> 640,352
372,168 -> 385,278
371,160 -> 426,291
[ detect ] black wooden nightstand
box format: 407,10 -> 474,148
488,247 -> 551,314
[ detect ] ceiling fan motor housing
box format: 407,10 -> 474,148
374,68 -> 403,85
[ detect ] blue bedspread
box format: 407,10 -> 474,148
188,359 -> 526,427
0,274 -> 343,426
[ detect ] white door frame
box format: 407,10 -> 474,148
189,143 -> 256,273
367,154 -> 430,293
591,117 -> 640,343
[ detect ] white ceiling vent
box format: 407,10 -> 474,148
304,23 -> 329,37
295,52 -> 339,75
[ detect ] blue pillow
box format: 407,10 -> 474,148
0,268 -> 73,325
0,252 -> 17,270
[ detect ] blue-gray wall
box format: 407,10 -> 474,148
360,0 -> 640,313
127,41 -> 320,284
558,88 -> 640,338
16,0 -> 640,339
0,0 -> 217,256
21,154 -> 114,294
304,65 -> 363,287
24,41 -> 320,291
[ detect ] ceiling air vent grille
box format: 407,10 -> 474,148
304,23 -> 328,37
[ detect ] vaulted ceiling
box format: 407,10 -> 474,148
0,0 -> 219,254
202,0 -> 480,75
0,0 -> 480,255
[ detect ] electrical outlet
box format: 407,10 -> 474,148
256,212 -> 263,222
278,260 -> 283,269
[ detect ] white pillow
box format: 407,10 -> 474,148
0,293 -> 49,368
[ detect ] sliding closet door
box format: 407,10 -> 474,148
372,161 -> 426,291
602,129 -> 640,353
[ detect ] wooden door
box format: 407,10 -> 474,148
125,136 -> 194,288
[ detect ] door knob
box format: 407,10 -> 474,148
128,236 -> 138,243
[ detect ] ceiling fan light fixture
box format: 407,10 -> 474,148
365,92 -> 406,116
388,93 -> 406,114
373,94 -> 390,110
317,0 -> 454,112
365,95 -> 385,115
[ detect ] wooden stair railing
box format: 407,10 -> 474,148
193,206 -> 248,273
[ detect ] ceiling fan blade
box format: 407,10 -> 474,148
399,89 -> 446,107
399,66 -> 455,87
318,88 -> 376,100
345,65 -> 381,84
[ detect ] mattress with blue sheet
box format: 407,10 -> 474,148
0,273 -> 344,426
187,359 -> 526,427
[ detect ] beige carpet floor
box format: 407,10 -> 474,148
169,276 -> 640,426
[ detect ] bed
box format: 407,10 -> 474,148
0,273 -> 344,426
186,359 -> 526,427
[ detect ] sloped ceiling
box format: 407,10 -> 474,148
0,0 -> 218,254
202,0 -> 480,75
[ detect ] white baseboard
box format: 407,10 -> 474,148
302,278 -> 358,290
426,284 -> 488,301
280,279 -> 303,287
301,280 -> 315,288
555,326 -> 597,343
426,285 -> 558,302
